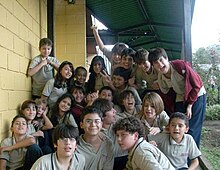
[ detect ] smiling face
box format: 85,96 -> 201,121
11,117 -> 28,135
121,55 -> 133,69
169,118 -> 189,143
116,130 -> 138,151
112,75 -> 126,89
55,137 -> 77,158
138,60 -> 151,73
143,100 -> 156,120
72,89 -> 85,103
122,93 -> 135,111
22,104 -> 36,122
39,44 -> 52,58
60,64 -> 73,80
93,61 -> 103,74
80,113 -> 102,136
99,89 -> 113,101
75,69 -> 87,84
58,97 -> 72,114
152,56 -> 170,75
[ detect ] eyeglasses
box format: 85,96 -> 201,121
59,138 -> 76,143
84,119 -> 102,125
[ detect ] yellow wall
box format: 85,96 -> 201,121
55,0 -> 86,67
0,0 -> 47,140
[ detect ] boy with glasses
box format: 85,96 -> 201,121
31,124 -> 85,170
78,106 -> 114,170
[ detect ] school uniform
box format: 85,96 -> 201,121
94,74 -> 108,92
119,105 -> 142,118
126,137 -> 175,170
77,133 -> 114,170
31,151 -> 85,170
140,111 -> 169,136
29,55 -> 60,97
42,78 -> 68,109
149,133 -> 201,169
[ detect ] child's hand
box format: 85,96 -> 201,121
149,140 -> 158,147
0,146 -> 11,154
43,106 -> 49,116
100,70 -> 112,84
32,120 -> 40,127
41,58 -> 48,66
128,76 -> 135,86
149,127 -> 161,135
86,92 -> 98,106
90,25 -> 97,30
32,130 -> 44,138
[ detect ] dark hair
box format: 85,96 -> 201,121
99,86 -> 114,96
20,100 -> 36,114
121,48 -> 136,59
70,85 -> 86,95
11,115 -> 28,128
113,67 -> 131,82
169,112 -> 189,127
80,106 -> 103,122
35,98 -> 48,106
50,93 -> 75,126
113,116 -> 145,138
119,90 -> 135,111
148,48 -> 168,65
75,66 -> 87,77
142,92 -> 164,115
39,38 -> 53,48
92,98 -> 113,117
54,61 -> 74,89
112,42 -> 128,56
134,48 -> 149,64
87,55 -> 107,93
53,123 -> 79,145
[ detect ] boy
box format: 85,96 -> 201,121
149,112 -> 201,170
31,124 -> 85,169
92,98 -> 128,170
28,38 -> 60,99
113,116 -> 175,170
77,106 -> 114,170
148,47 -> 206,147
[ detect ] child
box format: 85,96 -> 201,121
20,100 -> 53,154
133,48 -> 159,98
0,115 -> 42,170
148,47 -> 206,147
87,55 -> 109,93
113,116 -> 175,170
33,98 -> 53,131
111,67 -> 142,106
118,90 -> 142,118
31,124 -> 85,169
91,25 -> 127,74
50,93 -> 78,129
140,92 -> 169,137
69,66 -> 88,90
77,106 -> 114,170
28,38 -> 60,100
42,61 -> 74,109
92,98 -> 128,170
149,112 -> 201,170
70,85 -> 87,134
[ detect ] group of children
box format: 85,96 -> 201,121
0,33 -> 206,169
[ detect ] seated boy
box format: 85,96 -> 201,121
77,106 -> 114,170
149,112 -> 201,170
31,123 -> 85,169
113,116 -> 175,170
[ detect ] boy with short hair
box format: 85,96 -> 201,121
149,112 -> 201,170
77,106 -> 114,170
28,38 -> 60,99
31,124 -> 85,169
113,116 -> 175,170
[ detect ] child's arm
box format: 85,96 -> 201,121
47,60 -> 59,71
91,25 -> 105,52
28,58 -> 48,76
0,159 -> 6,170
41,107 -> 53,130
188,158 -> 199,170
0,136 -> 36,153
31,130 -> 44,138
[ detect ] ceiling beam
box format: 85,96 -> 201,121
132,40 -> 181,48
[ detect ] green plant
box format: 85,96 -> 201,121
205,104 -> 220,120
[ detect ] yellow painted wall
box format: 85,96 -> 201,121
0,0 -> 47,140
55,0 -> 86,67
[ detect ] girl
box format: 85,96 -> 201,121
42,61 -> 74,109
119,90 -> 142,118
70,66 -> 88,89
0,115 -> 42,170
140,92 -> 169,138
50,93 -> 78,129
87,55 -> 109,93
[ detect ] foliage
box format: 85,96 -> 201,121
205,104 -> 220,120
